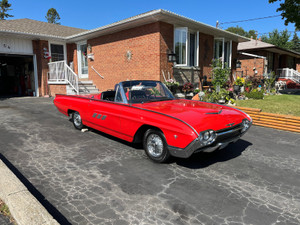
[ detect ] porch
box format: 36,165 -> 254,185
47,60 -> 99,96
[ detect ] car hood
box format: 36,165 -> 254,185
137,99 -> 246,133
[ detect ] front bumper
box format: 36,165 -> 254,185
168,122 -> 251,158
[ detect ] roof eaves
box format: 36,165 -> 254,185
67,9 -> 162,40
159,9 -> 250,42
0,30 -> 68,40
66,9 -> 250,42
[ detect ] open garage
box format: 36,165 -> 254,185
0,54 -> 36,97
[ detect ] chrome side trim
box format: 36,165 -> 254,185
205,109 -> 222,114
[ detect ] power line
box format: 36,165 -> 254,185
258,30 -> 300,36
220,15 -> 281,25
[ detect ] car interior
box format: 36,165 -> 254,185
100,91 -> 116,101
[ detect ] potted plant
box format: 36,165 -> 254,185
182,82 -> 194,99
164,79 -> 179,94
233,77 -> 245,92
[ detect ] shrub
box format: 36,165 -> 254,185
211,59 -> 230,89
245,89 -> 264,99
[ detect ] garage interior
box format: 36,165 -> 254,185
0,54 -> 36,97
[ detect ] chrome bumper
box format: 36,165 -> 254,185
168,123 -> 251,158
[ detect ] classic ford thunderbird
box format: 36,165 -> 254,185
54,80 -> 252,163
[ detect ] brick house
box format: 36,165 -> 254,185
0,9 -> 248,97
237,39 -> 300,79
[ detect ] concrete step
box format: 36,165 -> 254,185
78,80 -> 93,85
67,85 -> 97,91
66,79 -> 99,95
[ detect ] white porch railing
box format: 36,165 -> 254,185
277,68 -> 300,83
48,60 -> 79,94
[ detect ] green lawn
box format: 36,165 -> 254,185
236,94 -> 300,117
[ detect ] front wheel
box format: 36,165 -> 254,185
143,129 -> 170,163
72,111 -> 84,130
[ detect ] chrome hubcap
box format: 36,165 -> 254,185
74,113 -> 81,127
147,134 -> 163,157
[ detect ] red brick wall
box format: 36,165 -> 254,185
237,57 -> 265,77
159,22 -> 174,81
86,22 -> 162,92
49,84 -> 66,96
32,40 -> 50,96
199,33 -> 214,80
231,42 -> 238,80
67,43 -> 78,74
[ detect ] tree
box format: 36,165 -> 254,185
226,26 -> 257,39
291,32 -> 300,52
269,0 -> 300,30
261,29 -> 292,49
45,8 -> 61,24
0,0 -> 13,20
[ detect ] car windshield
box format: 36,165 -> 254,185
121,80 -> 175,104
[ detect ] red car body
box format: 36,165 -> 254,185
54,80 -> 252,162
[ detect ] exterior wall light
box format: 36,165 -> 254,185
167,50 -> 176,63
236,59 -> 241,68
87,44 -> 92,52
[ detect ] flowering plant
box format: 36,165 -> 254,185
182,82 -> 194,92
234,77 -> 245,86
164,79 -> 179,87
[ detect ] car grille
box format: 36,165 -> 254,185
214,123 -> 243,143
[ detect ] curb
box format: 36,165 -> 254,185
0,160 -> 59,225
234,106 -> 300,133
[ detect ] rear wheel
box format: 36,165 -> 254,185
143,129 -> 170,163
72,111 -> 84,130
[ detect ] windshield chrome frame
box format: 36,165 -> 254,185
119,80 -> 175,105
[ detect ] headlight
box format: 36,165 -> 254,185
203,131 -> 210,140
199,130 -> 216,146
241,119 -> 251,133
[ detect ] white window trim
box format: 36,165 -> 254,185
76,40 -> 88,78
174,27 -> 199,67
48,41 -> 67,63
174,27 -> 188,67
33,54 -> 39,97
214,38 -> 232,68
229,40 -> 232,68
196,31 -> 199,67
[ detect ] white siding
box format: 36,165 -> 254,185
0,37 -> 33,55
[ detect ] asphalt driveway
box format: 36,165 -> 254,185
0,97 -> 300,225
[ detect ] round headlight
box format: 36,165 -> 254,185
242,119 -> 250,132
203,131 -> 210,140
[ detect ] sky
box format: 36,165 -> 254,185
10,0 -> 298,37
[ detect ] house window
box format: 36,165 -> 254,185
214,38 -> 232,67
174,27 -> 187,65
174,28 -> 199,67
50,44 -> 64,62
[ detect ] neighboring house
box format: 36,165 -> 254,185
237,39 -> 300,80
0,9 -> 248,97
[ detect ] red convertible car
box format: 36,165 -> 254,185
54,80 -> 251,163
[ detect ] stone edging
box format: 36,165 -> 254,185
234,106 -> 300,133
0,160 -> 59,225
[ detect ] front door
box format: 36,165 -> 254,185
77,43 -> 88,79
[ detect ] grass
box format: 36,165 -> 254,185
0,199 -> 16,224
236,94 -> 300,117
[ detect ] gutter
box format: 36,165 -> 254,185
239,52 -> 266,59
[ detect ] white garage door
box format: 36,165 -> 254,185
0,37 -> 33,55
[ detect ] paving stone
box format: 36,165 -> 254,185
0,97 -> 300,224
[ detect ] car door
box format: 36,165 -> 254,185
87,97 -> 122,138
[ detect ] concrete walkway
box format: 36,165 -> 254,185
0,160 -> 58,225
